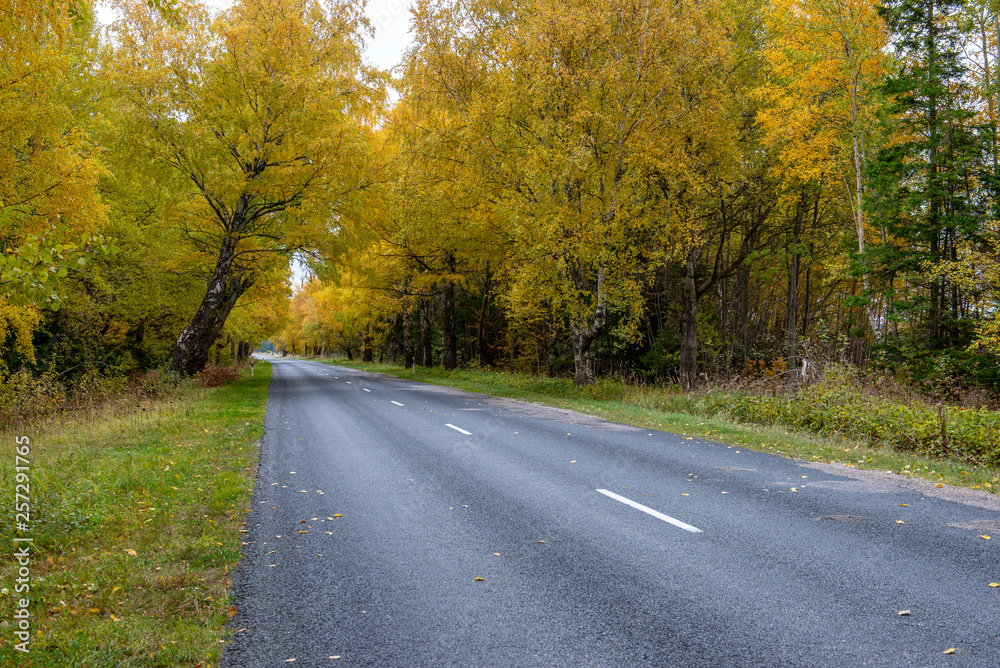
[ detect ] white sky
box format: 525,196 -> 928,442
95,0 -> 416,71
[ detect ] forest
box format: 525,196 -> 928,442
6,0 -> 1000,422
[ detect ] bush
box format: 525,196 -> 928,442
0,370 -> 65,431
627,366 -> 1000,466
197,364 -> 242,387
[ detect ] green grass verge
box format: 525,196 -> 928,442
0,362 -> 270,667
316,358 -> 999,494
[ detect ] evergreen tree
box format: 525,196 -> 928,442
871,0 -> 987,348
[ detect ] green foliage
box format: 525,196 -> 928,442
643,366 -> 1000,465
0,220 -> 118,310
640,327 -> 681,379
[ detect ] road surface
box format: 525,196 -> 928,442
222,358 -> 999,667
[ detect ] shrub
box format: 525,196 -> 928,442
197,364 -> 242,388
624,366 -> 1000,466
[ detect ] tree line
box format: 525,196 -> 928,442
279,0 -> 1000,392
4,0 -> 1000,395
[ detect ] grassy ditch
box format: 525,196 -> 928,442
316,359 -> 999,494
0,362 -> 270,667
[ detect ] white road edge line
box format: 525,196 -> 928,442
445,423 -> 472,435
596,489 -> 702,533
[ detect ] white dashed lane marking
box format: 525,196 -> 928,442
596,489 -> 702,533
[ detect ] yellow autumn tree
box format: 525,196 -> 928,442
473,0 -> 734,385
756,0 -> 890,336
107,0 -> 380,375
0,1 -> 113,372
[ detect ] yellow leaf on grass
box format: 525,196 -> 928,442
228,606 -> 237,618
124,549 -> 137,557
110,614 -> 119,622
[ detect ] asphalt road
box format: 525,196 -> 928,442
222,358 -> 1000,667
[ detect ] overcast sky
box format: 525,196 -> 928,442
95,0 -> 415,71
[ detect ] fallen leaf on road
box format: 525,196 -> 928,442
494,553 -> 501,556
228,606 -> 237,618
943,648 -> 957,655
897,520 -> 905,524
682,493 -> 689,496
989,582 -> 999,587
981,535 -> 991,540
286,659 -> 297,663
570,460 -> 577,463
299,530 -> 307,534
474,577 -> 485,581
333,514 -> 342,518
538,540 -> 546,544
330,657 -> 340,660
326,532 -> 333,535
898,610 -> 910,616
900,504 -> 908,507
936,483 -> 944,488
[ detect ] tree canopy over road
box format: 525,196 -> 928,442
7,0 -> 1000,396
